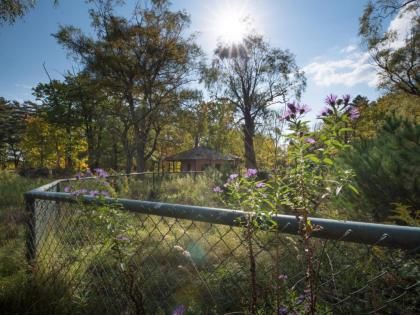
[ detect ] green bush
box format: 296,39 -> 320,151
340,115 -> 420,222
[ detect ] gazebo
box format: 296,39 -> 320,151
164,147 -> 240,172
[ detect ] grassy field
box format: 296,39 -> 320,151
0,171 -> 418,314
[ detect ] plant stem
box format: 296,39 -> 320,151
246,216 -> 257,315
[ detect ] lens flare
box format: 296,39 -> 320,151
208,1 -> 254,44
214,10 -> 248,43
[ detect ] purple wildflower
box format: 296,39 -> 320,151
287,102 -> 297,113
296,294 -> 306,305
298,104 -> 310,114
325,94 -> 338,106
348,107 -> 360,120
85,169 -> 93,177
245,168 -> 258,178
305,137 -> 316,144
317,106 -> 333,118
89,190 -> 100,197
172,305 -> 186,315
101,190 -> 110,197
64,186 -> 71,193
278,274 -> 288,281
280,110 -> 293,121
281,102 -> 311,121
228,173 -> 239,182
74,173 -> 82,180
278,306 -> 288,315
95,168 -> 109,178
116,235 -> 130,242
213,186 -> 223,193
256,182 -> 265,189
71,189 -> 88,196
342,94 -> 351,105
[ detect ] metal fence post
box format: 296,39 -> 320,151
25,193 -> 37,270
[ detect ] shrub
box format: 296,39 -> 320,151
340,115 -> 420,222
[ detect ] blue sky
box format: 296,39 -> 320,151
0,0 -> 385,119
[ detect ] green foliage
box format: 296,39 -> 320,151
219,95 -> 359,313
0,170 -> 46,208
0,171 -> 58,314
54,0 -> 202,172
0,0 -> 35,25
0,97 -> 32,168
342,115 -> 420,222
353,92 -> 420,139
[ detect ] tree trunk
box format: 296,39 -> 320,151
64,126 -> 73,170
94,127 -> 103,168
243,111 -> 257,169
135,139 -> 147,172
112,142 -> 118,171
126,92 -> 147,173
55,139 -> 61,169
86,126 -> 95,170
125,151 -> 133,174
123,137 -> 132,174
194,135 -> 199,148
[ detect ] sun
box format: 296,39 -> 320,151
214,10 -> 248,43
208,1 -> 252,44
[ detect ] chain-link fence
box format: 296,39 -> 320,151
25,174 -> 420,314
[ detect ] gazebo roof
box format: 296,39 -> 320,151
165,147 -> 240,161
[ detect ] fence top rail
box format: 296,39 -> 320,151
25,187 -> 420,251
30,171 -> 205,191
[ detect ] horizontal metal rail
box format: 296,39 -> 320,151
25,189 -> 420,251
60,171 -> 206,182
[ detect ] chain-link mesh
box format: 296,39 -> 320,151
26,181 -> 419,315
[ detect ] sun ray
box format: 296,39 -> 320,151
205,1 -> 254,45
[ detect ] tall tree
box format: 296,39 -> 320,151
359,0 -> 420,96
33,80 -> 79,169
177,99 -> 236,151
54,0 -> 202,172
64,72 -> 108,169
204,35 -> 306,168
34,71 -> 115,170
0,98 -> 31,168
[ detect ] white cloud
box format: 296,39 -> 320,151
387,6 -> 419,49
304,51 -> 378,87
340,44 -> 357,54
303,7 -> 418,88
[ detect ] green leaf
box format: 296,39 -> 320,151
306,154 -> 321,164
323,157 -> 334,165
347,183 -> 359,195
338,127 -> 353,135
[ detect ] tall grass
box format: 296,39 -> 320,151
111,171 -> 224,207
0,171 -> 52,314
